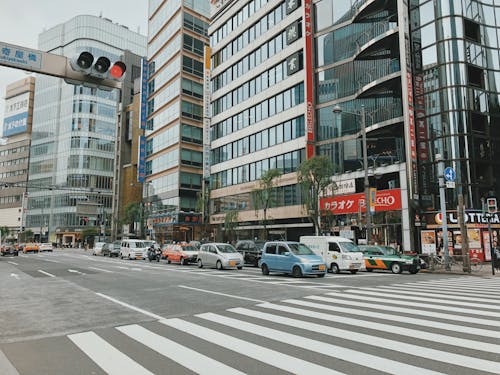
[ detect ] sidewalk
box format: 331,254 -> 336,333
422,265 -> 499,277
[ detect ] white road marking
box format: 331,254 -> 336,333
95,293 -> 164,320
283,298 -> 500,338
40,259 -> 60,263
38,270 -> 56,278
88,266 -> 114,273
117,324 -> 245,375
68,269 -> 86,275
310,294 -> 500,327
68,331 -> 154,375
161,318 -> 344,375
177,285 -> 265,303
0,349 -> 20,375
255,302 -> 500,353
9,273 -> 20,280
225,307 -> 500,373
7,261 -> 18,266
389,284 -> 500,298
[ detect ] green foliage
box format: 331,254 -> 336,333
121,202 -> 141,225
297,155 -> 335,235
0,226 -> 10,240
253,169 -> 282,238
18,229 -> 34,242
224,210 -> 239,241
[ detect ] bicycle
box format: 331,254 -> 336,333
428,254 -> 460,271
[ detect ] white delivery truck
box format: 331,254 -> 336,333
299,236 -> 365,274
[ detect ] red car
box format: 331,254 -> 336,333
162,244 -> 198,265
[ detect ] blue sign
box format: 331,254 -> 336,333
0,43 -> 42,71
140,58 -> 149,130
137,135 -> 146,183
3,112 -> 28,136
444,167 -> 456,182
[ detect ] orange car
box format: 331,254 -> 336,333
162,244 -> 198,265
23,243 -> 39,253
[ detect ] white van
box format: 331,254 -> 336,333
120,239 -> 147,260
299,236 -> 365,274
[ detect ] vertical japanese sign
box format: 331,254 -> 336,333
203,46 -> 212,179
140,58 -> 149,130
138,135 -> 146,183
303,0 -> 315,159
3,92 -> 29,136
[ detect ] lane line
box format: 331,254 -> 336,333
39,259 -> 60,263
177,285 -> 265,303
160,318 -> 344,375
194,314 -> 442,375
385,285 -> 500,299
283,298 -> 500,338
255,302 -> 500,353
307,295 -> 500,328
117,325 -> 245,375
95,293 -> 164,320
38,270 -> 56,278
68,331 -> 154,375
225,307 -> 500,374
88,266 -> 114,273
0,349 -> 20,375
7,261 -> 18,266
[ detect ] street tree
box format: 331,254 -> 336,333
121,202 -> 142,235
0,226 -> 10,243
297,155 -> 335,235
253,168 -> 282,239
224,210 -> 239,242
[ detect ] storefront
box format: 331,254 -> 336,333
150,212 -> 202,244
421,211 -> 500,261
320,188 -> 403,246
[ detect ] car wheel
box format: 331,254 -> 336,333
167,259 -> 171,264
128,255 -> 132,260
391,262 -> 403,274
350,270 -> 358,274
237,266 -> 243,270
317,273 -> 326,278
254,258 -> 259,267
292,266 -> 303,278
261,264 -> 269,275
216,260 -> 223,270
197,259 -> 203,268
366,268 -> 373,272
409,266 -> 419,274
330,263 -> 340,274
180,257 -> 186,265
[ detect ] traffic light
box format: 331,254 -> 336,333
69,52 -> 126,82
487,198 -> 497,214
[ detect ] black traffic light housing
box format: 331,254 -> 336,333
69,52 -> 126,84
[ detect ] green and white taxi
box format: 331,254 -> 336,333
358,245 -> 420,274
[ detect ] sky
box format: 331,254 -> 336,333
0,0 -> 149,135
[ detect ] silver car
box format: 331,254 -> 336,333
197,243 -> 243,270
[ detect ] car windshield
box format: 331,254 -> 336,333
134,242 -> 145,248
217,244 -> 237,253
380,246 -> 398,255
289,243 -> 315,255
339,242 -> 361,253
181,245 -> 197,252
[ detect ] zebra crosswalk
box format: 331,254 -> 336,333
2,276 -> 500,375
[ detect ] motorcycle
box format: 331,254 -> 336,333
147,246 -> 161,262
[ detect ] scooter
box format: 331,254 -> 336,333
147,246 -> 161,262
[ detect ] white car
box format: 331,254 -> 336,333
92,242 -> 106,256
197,243 -> 243,270
39,243 -> 54,252
120,240 -> 147,259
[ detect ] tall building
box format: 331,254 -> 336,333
0,77 -> 35,239
26,15 -> 146,245
145,0 -> 210,243
208,0 -> 500,255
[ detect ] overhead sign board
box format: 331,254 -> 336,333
0,42 -> 42,71
3,92 -> 29,136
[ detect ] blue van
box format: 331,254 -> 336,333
259,241 -> 327,278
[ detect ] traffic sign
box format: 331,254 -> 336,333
444,167 -> 456,182
446,181 -> 455,189
487,197 -> 497,214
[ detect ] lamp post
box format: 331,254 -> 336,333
333,104 -> 371,244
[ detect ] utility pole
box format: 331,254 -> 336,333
436,154 -> 450,269
458,194 -> 470,273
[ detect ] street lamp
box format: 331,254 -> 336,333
333,104 -> 371,244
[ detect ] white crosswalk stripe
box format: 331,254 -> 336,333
10,277 -> 499,375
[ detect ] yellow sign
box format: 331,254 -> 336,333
369,188 -> 377,214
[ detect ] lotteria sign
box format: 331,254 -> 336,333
320,189 -> 402,214
434,212 -> 500,225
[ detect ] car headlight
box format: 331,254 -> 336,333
344,255 -> 352,260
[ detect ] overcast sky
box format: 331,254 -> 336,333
0,0 -> 148,136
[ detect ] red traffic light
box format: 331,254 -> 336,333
110,61 -> 126,79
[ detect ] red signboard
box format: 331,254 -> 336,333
304,0 -> 314,158
320,189 -> 402,214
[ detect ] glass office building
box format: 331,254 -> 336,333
26,15 -> 146,245
145,0 -> 210,242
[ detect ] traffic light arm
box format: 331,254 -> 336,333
0,41 -> 122,90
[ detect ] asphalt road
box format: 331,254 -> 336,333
1,249 -> 499,375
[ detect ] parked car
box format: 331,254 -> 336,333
23,243 -> 39,253
300,236 -> 365,274
39,243 -> 54,252
197,243 -> 243,270
163,243 -> 198,265
358,245 -> 420,274
189,240 -> 201,249
259,241 -> 327,278
92,242 -> 107,256
1,244 -> 18,257
120,239 -> 147,259
101,242 -> 121,257
235,240 -> 266,266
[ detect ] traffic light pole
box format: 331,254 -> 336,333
436,154 -> 450,270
